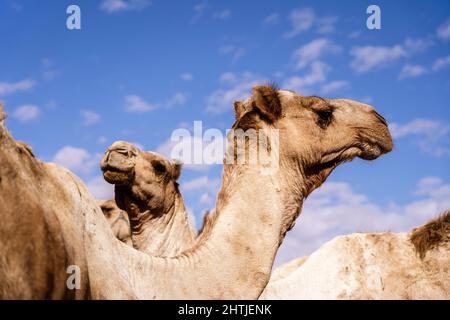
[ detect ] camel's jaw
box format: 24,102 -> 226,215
102,168 -> 133,185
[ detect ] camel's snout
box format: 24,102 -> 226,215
101,141 -> 141,185
358,109 -> 393,160
330,99 -> 393,160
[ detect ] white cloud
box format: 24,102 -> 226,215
86,175 -> 114,200
125,92 -> 186,113
276,177 -> 450,265
165,92 -> 186,108
191,2 -> 208,22
283,61 -> 329,94
213,9 -> 231,20
182,176 -> 220,192
437,18 -> 450,41
124,95 -> 157,113
180,73 -> 193,81
399,64 -> 427,79
403,37 -> 433,53
292,38 -> 340,70
97,136 -> 108,144
316,16 -> 338,34
320,80 -> 349,95
284,8 -> 315,38
81,110 -> 101,126
432,55 -> 450,71
199,192 -> 213,205
390,119 -> 450,156
100,0 -> 151,13
219,44 -> 246,63
0,79 -> 35,96
52,146 -> 101,175
205,72 -> 264,114
350,45 -> 407,73
12,105 -> 40,123
263,13 -> 280,26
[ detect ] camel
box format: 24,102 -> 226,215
260,211 -> 450,299
100,142 -> 196,256
98,199 -> 132,246
0,85 -> 393,299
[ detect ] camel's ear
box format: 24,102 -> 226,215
252,84 -> 282,122
233,100 -> 248,120
171,160 -> 182,181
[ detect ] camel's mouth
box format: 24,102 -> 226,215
101,145 -> 138,185
101,153 -> 135,185
102,167 -> 133,185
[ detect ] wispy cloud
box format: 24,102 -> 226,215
390,119 -> 450,156
276,177 -> 450,264
205,72 -> 264,114
350,45 -> 406,73
262,13 -> 280,26
316,16 -> 338,34
12,104 -> 40,123
432,55 -> 450,71
86,175 -> 114,199
399,64 -> 427,79
213,8 -> 231,20
437,17 -> 450,41
320,80 -> 349,95
81,110 -> 101,126
292,38 -> 341,70
99,0 -> 151,14
165,92 -> 187,108
125,95 -> 157,113
52,146 -> 101,175
0,79 -> 35,96
182,176 -> 220,192
283,61 -> 329,94
191,2 -> 208,23
284,8 -> 315,38
124,92 -> 186,113
219,44 -> 246,63
180,73 -> 193,81
404,37 -> 433,53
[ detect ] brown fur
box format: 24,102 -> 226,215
410,210 -> 450,259
252,83 -> 282,122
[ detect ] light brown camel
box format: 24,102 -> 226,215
98,199 -> 132,246
100,142 -> 196,256
260,211 -> 450,299
0,85 -> 392,299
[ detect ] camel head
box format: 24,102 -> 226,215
100,141 -> 182,217
232,84 -> 393,195
98,199 -> 132,245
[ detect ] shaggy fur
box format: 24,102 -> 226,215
410,210 -> 450,259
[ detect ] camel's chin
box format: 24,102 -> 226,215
359,144 -> 383,160
103,170 -> 130,184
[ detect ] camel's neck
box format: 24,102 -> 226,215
128,193 -> 196,257
125,163 -> 305,299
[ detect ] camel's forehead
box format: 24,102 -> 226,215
142,151 -> 169,163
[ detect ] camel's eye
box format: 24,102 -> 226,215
315,109 -> 333,128
151,160 -> 167,174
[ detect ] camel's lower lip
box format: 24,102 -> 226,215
103,169 -> 131,184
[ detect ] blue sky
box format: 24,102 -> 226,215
1,0 -> 449,264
